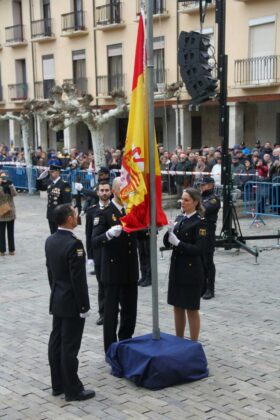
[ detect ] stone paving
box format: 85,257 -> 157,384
0,194 -> 280,419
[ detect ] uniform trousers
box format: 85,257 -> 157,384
205,227 -> 216,291
137,239 -> 151,282
48,315 -> 85,398
0,220 -> 15,253
95,265 -> 105,317
103,283 -> 138,353
48,220 -> 58,234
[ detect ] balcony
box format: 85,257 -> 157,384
31,18 -> 55,42
63,78 -> 88,97
136,0 -> 169,20
61,11 -> 89,37
97,74 -> 125,97
8,83 -> 28,102
5,25 -> 28,47
179,0 -> 216,14
95,3 -> 125,31
35,80 -> 56,99
234,55 -> 280,88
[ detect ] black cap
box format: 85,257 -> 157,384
255,140 -> 261,145
98,166 -> 110,175
49,164 -> 62,172
200,176 -> 215,185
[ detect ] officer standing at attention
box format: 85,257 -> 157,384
200,176 -> 221,300
91,177 -> 139,353
85,181 -> 112,326
37,164 -> 72,233
45,203 -> 95,401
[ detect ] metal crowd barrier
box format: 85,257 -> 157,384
243,180 -> 280,218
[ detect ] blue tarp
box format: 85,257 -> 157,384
106,332 -> 208,390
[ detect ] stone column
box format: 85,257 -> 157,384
228,102 -> 244,148
63,125 -> 76,151
9,119 -> 21,149
37,117 -> 48,150
172,104 -> 192,150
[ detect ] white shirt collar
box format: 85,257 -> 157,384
112,199 -> 124,213
99,200 -> 110,209
183,211 -> 197,219
58,227 -> 74,233
52,177 -> 61,184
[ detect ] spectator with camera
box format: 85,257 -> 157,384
0,172 -> 17,256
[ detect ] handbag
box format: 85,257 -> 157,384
0,201 -> 12,217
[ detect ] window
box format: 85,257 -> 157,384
42,55 -> 54,98
73,0 -> 83,29
153,36 -> 165,89
42,0 -> 51,36
72,50 -> 87,95
15,59 -> 27,99
107,44 -> 123,92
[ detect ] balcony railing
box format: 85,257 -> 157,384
31,18 -> 53,39
61,11 -> 86,32
5,24 -> 25,43
234,55 -> 280,87
137,0 -> 167,15
35,80 -> 56,99
179,0 -> 216,13
96,2 -> 123,26
8,83 -> 28,101
63,78 -> 88,96
97,74 -> 125,96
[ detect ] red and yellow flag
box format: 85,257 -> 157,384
120,14 -> 167,232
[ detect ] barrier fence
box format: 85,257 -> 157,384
1,162 -> 280,218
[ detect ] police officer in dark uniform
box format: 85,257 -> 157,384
37,164 -> 72,233
45,203 -> 95,402
85,181 -> 112,326
200,176 -> 221,300
137,229 -> 151,287
91,177 -> 139,353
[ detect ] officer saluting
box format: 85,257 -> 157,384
200,176 -> 221,300
37,164 -> 72,233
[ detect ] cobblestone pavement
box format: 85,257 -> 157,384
0,194 -> 279,419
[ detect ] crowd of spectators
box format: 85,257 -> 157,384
2,140 -> 280,195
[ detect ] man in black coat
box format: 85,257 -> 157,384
85,181 -> 112,326
45,203 -> 95,402
37,164 -> 72,233
200,176 -> 221,299
91,177 -> 139,353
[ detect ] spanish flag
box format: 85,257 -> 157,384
120,14 -> 167,232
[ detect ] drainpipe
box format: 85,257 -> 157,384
92,0 -> 99,109
176,0 -> 181,146
28,0 -> 38,148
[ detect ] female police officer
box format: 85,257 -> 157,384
163,188 -> 207,341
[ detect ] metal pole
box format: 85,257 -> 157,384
146,0 -> 160,340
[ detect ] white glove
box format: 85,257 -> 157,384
80,310 -> 91,318
75,182 -> 83,192
168,231 -> 180,247
80,210 -> 85,217
87,259 -> 94,266
37,169 -> 49,180
106,225 -> 123,240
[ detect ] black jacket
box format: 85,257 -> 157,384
37,177 -> 72,221
163,213 -> 207,287
201,189 -> 221,226
45,230 -> 90,317
91,202 -> 139,285
85,202 -> 109,263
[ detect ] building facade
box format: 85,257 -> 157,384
0,0 -> 279,153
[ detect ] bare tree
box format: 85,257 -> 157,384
30,84 -> 128,169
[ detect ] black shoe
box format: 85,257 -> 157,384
90,270 -> 96,275
138,278 -> 145,286
140,279 -> 152,287
203,289 -> 214,300
96,316 -> 104,326
65,389 -> 96,402
52,388 -> 64,396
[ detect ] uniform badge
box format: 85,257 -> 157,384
112,214 -> 117,221
93,217 -> 100,226
199,228 -> 206,236
210,199 -> 217,204
77,248 -> 84,257
65,187 -> 70,192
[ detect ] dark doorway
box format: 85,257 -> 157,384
118,118 -> 128,149
155,117 -> 163,144
191,116 -> 202,149
276,113 -> 280,144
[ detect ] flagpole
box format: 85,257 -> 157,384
146,0 -> 160,340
